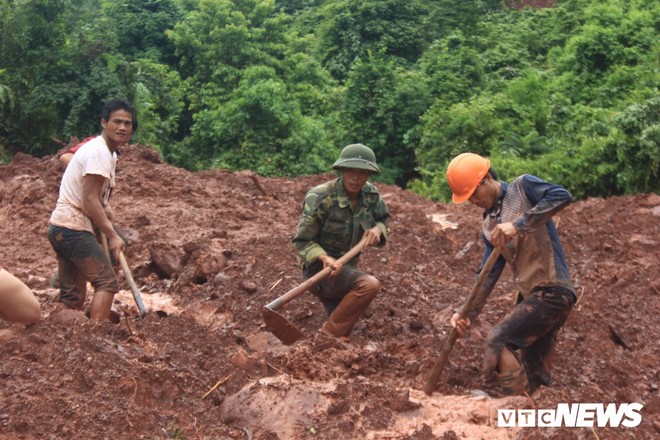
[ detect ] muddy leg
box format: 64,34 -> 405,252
320,275 -> 380,337
496,347 -> 529,395
320,298 -> 341,316
89,290 -> 114,321
57,259 -> 87,310
521,328 -> 558,391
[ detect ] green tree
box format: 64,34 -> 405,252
0,0 -> 185,155
0,0 -> 129,153
316,0 -> 430,79
606,95 -> 660,194
425,0 -> 503,42
341,53 -> 431,184
168,0 -> 338,173
412,0 -> 659,200
127,59 -> 185,151
0,69 -> 14,161
418,33 -> 484,107
104,0 -> 184,65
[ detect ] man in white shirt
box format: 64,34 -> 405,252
47,99 -> 136,321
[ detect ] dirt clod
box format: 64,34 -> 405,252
0,145 -> 658,439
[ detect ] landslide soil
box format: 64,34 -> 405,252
0,145 -> 658,440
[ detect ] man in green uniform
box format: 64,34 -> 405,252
292,144 -> 389,338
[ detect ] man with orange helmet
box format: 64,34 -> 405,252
447,153 -> 576,395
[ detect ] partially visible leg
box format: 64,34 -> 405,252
306,263 -> 343,318
498,346 -> 522,371
49,225 -> 87,309
55,255 -> 87,310
320,274 -> 381,337
495,347 -> 529,396
89,290 -> 114,320
319,298 -> 342,316
525,330 -> 555,380
0,269 -> 41,324
521,290 -> 572,391
82,250 -> 120,322
49,225 -> 119,322
485,298 -> 543,396
50,271 -> 60,289
485,289 -> 573,395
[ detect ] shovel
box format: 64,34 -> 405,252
423,247 -> 502,395
262,235 -> 370,345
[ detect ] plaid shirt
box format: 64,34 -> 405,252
481,175 -> 575,297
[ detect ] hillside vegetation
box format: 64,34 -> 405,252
1,0 -> 658,199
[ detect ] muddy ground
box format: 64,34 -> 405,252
0,144 -> 658,439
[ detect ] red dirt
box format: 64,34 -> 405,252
0,144 -> 658,439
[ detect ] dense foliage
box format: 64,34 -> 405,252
0,0 -> 657,199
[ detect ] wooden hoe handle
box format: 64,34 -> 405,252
264,235 -> 370,311
119,251 -> 148,318
101,232 -> 148,317
423,248 -> 502,395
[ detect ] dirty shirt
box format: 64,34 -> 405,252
49,136 -> 116,234
292,177 -> 388,268
480,174 -> 575,299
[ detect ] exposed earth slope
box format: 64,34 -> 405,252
0,145 -> 658,439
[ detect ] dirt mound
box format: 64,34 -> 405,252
0,145 -> 658,439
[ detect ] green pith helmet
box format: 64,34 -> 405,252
332,143 -> 380,174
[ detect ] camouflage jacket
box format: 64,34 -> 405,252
292,177 -> 388,269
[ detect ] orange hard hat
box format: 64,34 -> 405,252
446,153 -> 491,203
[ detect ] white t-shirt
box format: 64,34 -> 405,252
49,135 -> 117,233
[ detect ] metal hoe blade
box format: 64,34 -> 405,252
262,306 -> 304,345
260,237 -> 369,345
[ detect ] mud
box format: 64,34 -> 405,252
0,144 -> 658,439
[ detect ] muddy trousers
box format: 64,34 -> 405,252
306,265 -> 381,338
47,224 -> 119,310
484,286 -> 575,395
320,275 -> 380,337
